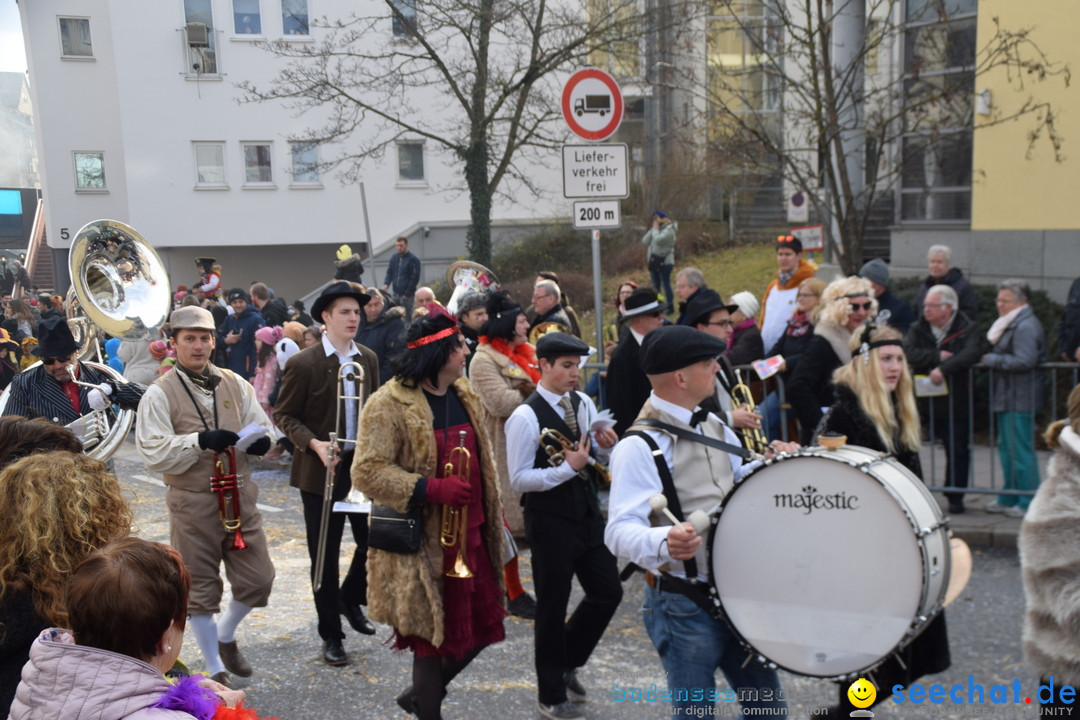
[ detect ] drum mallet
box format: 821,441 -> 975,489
649,494 -> 710,535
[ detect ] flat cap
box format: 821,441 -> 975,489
535,331 -> 590,360
640,325 -> 726,374
170,306 -> 216,331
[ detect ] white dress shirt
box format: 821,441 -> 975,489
605,391 -> 757,577
505,384 -> 611,493
322,333 -> 363,447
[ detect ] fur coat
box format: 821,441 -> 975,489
467,342 -> 536,536
351,376 -> 505,648
1020,425 -> 1080,683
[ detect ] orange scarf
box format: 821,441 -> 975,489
481,336 -> 540,383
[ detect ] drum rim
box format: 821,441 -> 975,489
705,445 -> 951,679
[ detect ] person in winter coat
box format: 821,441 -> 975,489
352,309 -> 505,720
786,276 -> 876,445
0,450 -> 132,716
816,325 -> 951,716
9,537 -> 249,720
759,234 -> 818,351
642,211 -> 677,312
912,245 -> 977,319
724,291 -> 764,367
356,288 -> 406,385
1020,384 -> 1080,717
982,279 -> 1047,517
217,288 -> 265,380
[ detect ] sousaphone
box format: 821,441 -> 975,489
0,220 -> 171,460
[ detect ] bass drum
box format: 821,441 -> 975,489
708,446 -> 949,679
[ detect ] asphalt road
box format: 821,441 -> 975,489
110,436 -> 1044,719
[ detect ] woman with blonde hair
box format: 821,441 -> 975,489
1020,385 -> 1080,716
786,275 -> 877,444
0,452 -> 133,715
816,325 -> 950,717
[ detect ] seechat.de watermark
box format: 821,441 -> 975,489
890,675 -> 1076,714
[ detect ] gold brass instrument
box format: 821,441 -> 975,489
0,220 -> 172,461
439,430 -> 473,579
445,260 -> 500,316
528,320 -> 572,345
313,360 -> 366,592
732,368 -> 770,455
538,427 -> 611,485
210,447 -> 247,551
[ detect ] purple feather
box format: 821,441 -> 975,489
150,675 -> 221,720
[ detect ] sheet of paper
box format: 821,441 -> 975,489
752,355 -> 785,380
591,408 -> 616,432
235,422 -> 269,452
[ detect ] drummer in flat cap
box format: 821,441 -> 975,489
604,325 -> 797,719
505,332 -> 622,720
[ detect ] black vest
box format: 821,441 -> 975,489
521,392 -> 599,520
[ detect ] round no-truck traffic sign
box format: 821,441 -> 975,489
561,68 -> 624,142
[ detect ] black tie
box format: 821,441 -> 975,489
689,408 -> 710,428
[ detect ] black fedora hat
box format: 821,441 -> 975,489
311,281 -> 370,322
31,316 -> 81,357
684,289 -> 738,328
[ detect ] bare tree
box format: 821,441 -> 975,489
658,0 -> 1069,273
239,0 -> 661,265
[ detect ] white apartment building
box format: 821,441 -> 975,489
16,0 -> 566,300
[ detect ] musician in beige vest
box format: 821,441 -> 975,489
136,306 -> 276,688
605,325 -> 797,719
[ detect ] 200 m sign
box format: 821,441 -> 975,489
573,200 -> 621,229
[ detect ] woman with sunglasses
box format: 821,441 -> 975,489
814,326 -> 950,716
785,276 -> 876,445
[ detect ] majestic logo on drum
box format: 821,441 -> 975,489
773,485 -> 859,515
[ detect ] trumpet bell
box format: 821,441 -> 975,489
528,321 -> 571,345
69,220 -> 171,343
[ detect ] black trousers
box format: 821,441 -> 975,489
300,450 -> 369,642
525,508 -> 623,706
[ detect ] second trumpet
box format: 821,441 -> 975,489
439,430 -> 473,579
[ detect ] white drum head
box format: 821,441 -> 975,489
711,453 -> 927,677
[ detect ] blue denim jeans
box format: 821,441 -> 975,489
642,585 -> 787,718
649,263 -> 675,311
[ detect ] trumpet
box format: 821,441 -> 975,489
538,428 -> 611,485
732,368 -> 770,455
439,430 -> 473,579
210,447 -> 247,552
313,361 -> 366,592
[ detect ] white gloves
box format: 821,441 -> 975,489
87,383 -> 112,412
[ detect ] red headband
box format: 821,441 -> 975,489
407,325 -> 461,349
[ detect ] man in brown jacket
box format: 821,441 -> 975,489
275,281 -> 380,666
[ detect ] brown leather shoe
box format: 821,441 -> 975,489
218,640 -> 252,677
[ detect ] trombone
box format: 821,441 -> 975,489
313,361 -> 366,592
439,430 -> 473,579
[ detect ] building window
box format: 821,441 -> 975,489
242,142 -> 274,185
397,142 -> 424,182
899,0 -> 976,222
282,0 -> 309,35
73,152 -> 106,191
391,0 -> 417,37
290,143 -> 319,184
233,0 -> 262,34
194,142 -> 228,187
184,0 -> 219,74
59,17 -> 93,58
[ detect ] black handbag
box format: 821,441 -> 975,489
367,503 -> 423,554
648,253 -> 665,273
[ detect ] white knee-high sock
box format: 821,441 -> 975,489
189,614 -> 225,675
216,599 -> 253,643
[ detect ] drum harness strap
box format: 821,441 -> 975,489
624,421 -> 737,621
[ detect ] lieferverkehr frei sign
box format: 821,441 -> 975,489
562,144 -> 629,199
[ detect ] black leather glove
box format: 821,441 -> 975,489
246,436 -> 272,456
198,429 -> 240,452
